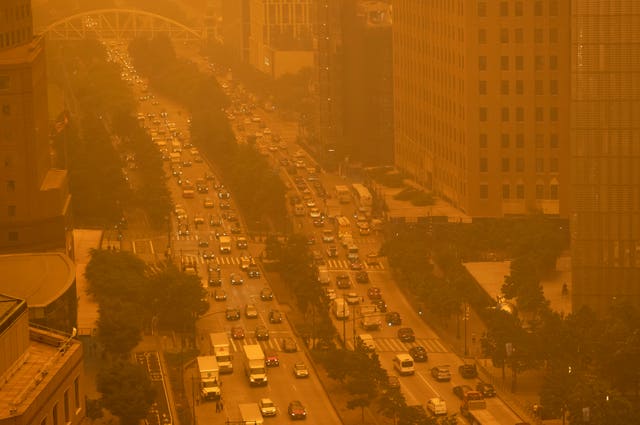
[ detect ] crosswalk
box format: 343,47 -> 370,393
229,336 -> 291,353
175,254 -> 385,270
324,259 -> 384,271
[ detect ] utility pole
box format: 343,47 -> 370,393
464,302 -> 469,356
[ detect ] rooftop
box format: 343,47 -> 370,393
0,252 -> 75,308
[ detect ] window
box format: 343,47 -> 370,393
550,107 -> 559,121
479,107 -> 488,122
478,29 -> 486,44
535,134 -> 544,148
52,403 -> 59,425
516,80 -> 524,94
501,158 -> 510,172
478,56 -> 487,70
549,28 -> 558,43
479,80 -> 487,95
515,28 -> 523,43
534,0 -> 543,16
477,2 -> 487,17
500,1 -> 508,16
502,184 -> 511,199
74,377 -> 80,409
549,0 -> 559,16
516,157 -> 525,172
550,157 -> 559,172
550,134 -> 559,148
479,157 -> 488,172
516,184 -> 525,199
535,80 -> 544,95
550,184 -> 559,199
64,390 -> 70,422
2,104 -> 9,115
549,55 -> 558,70
550,80 -> 559,95
500,28 -> 509,43
536,184 -> 544,199
535,28 -> 543,43
515,56 -> 524,70
535,55 -> 545,70
535,107 -> 544,121
501,80 -> 509,95
516,134 -> 524,148
479,133 -> 488,148
501,107 -> 509,121
501,134 -> 510,148
7,180 -> 15,192
479,184 -> 489,199
8,205 -> 15,217
535,158 -> 544,173
515,1 -> 523,16
500,56 -> 509,70
516,107 -> 524,122
0,76 -> 9,91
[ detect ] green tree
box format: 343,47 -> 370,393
96,300 -> 143,357
97,361 -> 156,425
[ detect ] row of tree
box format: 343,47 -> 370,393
128,35 -> 288,232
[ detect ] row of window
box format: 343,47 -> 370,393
479,183 -> 559,200
479,133 -> 560,149
39,376 -> 81,425
479,106 -> 560,122
479,55 -> 559,71
478,0 -> 560,18
0,26 -> 31,49
479,79 -> 559,96
478,27 -> 559,45
479,157 -> 559,173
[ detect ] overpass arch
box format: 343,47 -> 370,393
39,9 -> 204,42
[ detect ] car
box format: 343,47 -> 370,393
236,237 -> 248,249
230,226 -> 241,234
230,273 -> 244,285
408,345 -> 428,362
218,191 -> 231,199
231,326 -> 245,339
387,375 -> 401,390
225,308 -> 241,321
336,274 -> 351,289
346,292 -> 361,305
255,325 -> 269,341
476,382 -> 497,398
288,400 -> 307,420
365,252 -> 380,266
386,312 -> 402,326
349,260 -> 363,270
282,337 -> 297,353
326,245 -> 338,257
309,208 -> 321,218
202,250 -> 214,259
355,271 -> 370,284
208,276 -> 223,287
426,397 -> 447,416
367,287 -> 382,300
313,218 -> 324,227
260,287 -> 274,301
203,198 -> 215,209
323,287 -> 337,301
322,231 -> 335,243
293,362 -> 310,378
213,289 -> 227,301
219,201 -> 231,210
431,365 -> 452,382
265,350 -> 280,367
397,327 -> 415,342
245,303 -> 258,319
259,398 -> 277,417
374,299 -> 388,313
459,363 -> 478,379
198,240 -> 209,248
269,309 -> 283,324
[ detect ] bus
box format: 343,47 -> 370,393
352,183 -> 372,209
335,185 -> 351,204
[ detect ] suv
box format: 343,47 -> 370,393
430,365 -> 452,382
459,363 -> 478,379
397,327 -> 415,342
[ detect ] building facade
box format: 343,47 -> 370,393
0,0 -> 72,254
393,0 -> 570,217
570,0 -> 640,314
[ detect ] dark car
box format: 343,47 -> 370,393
367,287 -> 382,300
255,325 -> 269,341
231,326 -> 245,339
248,265 -> 261,278
408,345 -> 428,362
374,299 -> 388,313
355,271 -> 370,284
230,273 -> 244,286
336,274 -> 351,289
288,400 -> 307,420
459,363 -> 478,379
430,365 -> 452,382
282,337 -> 298,353
476,382 -> 497,398
397,327 -> 415,342
225,308 -> 241,321
453,384 -> 475,400
208,276 -> 223,287
269,309 -> 283,324
213,289 -> 227,301
387,375 -> 401,390
265,350 -> 280,367
386,312 -> 402,326
260,287 -> 274,301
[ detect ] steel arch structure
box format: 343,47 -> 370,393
39,9 -> 204,42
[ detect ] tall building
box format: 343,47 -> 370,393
220,0 -> 250,62
247,0 -> 315,78
393,1 -> 570,217
0,295 -> 85,425
570,1 -> 640,314
0,0 -> 72,254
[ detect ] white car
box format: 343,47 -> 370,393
346,292 -> 361,305
426,397 -> 447,416
309,208 -> 321,218
293,362 -> 310,378
259,398 -> 277,417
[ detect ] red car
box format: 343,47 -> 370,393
231,326 -> 245,339
367,287 -> 382,300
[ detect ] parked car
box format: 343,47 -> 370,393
459,363 -> 478,379
476,382 -> 497,397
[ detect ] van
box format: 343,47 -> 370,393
332,298 -> 350,320
393,353 -> 415,376
426,398 -> 447,416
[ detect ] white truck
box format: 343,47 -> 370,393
460,395 -> 502,425
243,344 -> 267,386
196,356 -> 221,401
219,235 -> 232,254
209,332 -> 233,373
238,403 -> 264,425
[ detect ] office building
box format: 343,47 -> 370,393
0,295 -> 85,425
0,0 -> 73,254
393,0 -> 570,217
570,0 -> 640,314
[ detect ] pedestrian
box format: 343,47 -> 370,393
215,400 -> 220,412
220,396 -> 224,411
